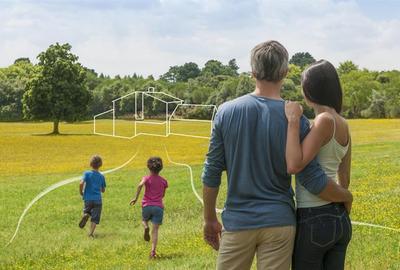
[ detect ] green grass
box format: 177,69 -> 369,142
0,120 -> 399,269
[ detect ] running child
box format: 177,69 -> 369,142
130,157 -> 168,258
79,155 -> 106,238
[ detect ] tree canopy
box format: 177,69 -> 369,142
0,45 -> 399,124
23,43 -> 90,134
289,52 -> 316,68
338,60 -> 359,75
161,62 -> 201,82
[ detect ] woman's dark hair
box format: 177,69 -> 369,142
147,157 -> 163,174
301,60 -> 343,113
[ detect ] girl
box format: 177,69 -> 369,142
285,60 -> 352,270
130,157 -> 168,258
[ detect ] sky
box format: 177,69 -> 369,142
1,0 -> 399,77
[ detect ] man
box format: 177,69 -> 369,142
202,40 -> 353,270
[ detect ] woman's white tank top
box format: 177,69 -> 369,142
296,116 -> 349,208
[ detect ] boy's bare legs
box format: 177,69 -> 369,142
79,213 -> 90,228
151,224 -> 160,256
142,220 -> 150,241
88,222 -> 96,237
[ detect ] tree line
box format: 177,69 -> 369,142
0,43 -> 399,133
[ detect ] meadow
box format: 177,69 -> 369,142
0,119 -> 399,269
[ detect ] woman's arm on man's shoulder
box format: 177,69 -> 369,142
285,103 -> 334,174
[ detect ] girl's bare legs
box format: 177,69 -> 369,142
142,220 -> 149,229
151,224 -> 160,256
142,220 -> 150,241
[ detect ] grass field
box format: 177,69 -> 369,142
0,119 -> 399,269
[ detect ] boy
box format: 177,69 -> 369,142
79,155 -> 106,237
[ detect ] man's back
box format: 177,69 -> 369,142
203,94 -> 295,231
202,40 -> 330,270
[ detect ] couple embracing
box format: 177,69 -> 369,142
202,40 -> 352,270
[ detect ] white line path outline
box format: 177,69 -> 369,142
164,147 -> 223,213
5,150 -> 139,247
164,147 -> 400,234
5,145 -> 399,248
351,221 -> 400,233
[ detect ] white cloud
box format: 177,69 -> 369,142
0,0 -> 399,77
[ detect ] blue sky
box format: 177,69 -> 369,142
356,0 -> 400,20
1,0 -> 399,76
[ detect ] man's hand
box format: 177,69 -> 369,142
204,220 -> 222,251
129,198 -> 137,206
285,101 -> 303,121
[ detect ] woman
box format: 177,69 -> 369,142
285,60 -> 352,270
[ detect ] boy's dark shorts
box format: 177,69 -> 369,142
83,200 -> 102,224
142,206 -> 164,225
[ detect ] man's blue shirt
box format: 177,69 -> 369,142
202,94 -> 328,231
83,170 -> 106,202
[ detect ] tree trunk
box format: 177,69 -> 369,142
52,120 -> 60,134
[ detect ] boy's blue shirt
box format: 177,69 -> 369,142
202,94 -> 328,231
83,170 -> 106,202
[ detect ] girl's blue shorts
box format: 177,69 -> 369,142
142,206 -> 164,225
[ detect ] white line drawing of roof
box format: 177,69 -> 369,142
93,87 -> 217,139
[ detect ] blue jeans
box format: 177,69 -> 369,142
293,203 -> 352,270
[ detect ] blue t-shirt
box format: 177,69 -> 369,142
202,94 -> 328,231
83,170 -> 106,202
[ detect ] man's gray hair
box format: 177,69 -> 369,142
251,40 -> 289,82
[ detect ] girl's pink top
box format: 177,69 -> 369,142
142,174 -> 168,208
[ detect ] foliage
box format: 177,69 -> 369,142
201,59 -> 239,77
23,43 -> 90,134
0,44 -> 399,121
161,62 -> 201,82
14,57 -> 31,65
340,69 -> 380,118
338,60 -> 358,75
289,52 -> 315,68
0,59 -> 37,121
361,90 -> 386,118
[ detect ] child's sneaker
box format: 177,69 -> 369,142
149,250 -> 157,259
144,227 -> 150,241
79,213 -> 90,228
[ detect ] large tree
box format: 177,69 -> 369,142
161,62 -> 201,82
201,59 -> 239,77
23,43 -> 89,134
289,52 -> 315,68
228,58 -> 239,76
0,59 -> 36,121
340,69 -> 379,118
337,60 -> 358,75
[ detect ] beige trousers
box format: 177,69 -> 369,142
217,226 -> 295,270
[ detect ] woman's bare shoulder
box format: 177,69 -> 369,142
312,112 -> 334,129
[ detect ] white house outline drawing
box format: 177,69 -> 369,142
93,87 -> 217,139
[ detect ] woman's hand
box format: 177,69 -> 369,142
285,101 -> 303,121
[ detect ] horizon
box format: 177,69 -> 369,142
1,0 -> 400,77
